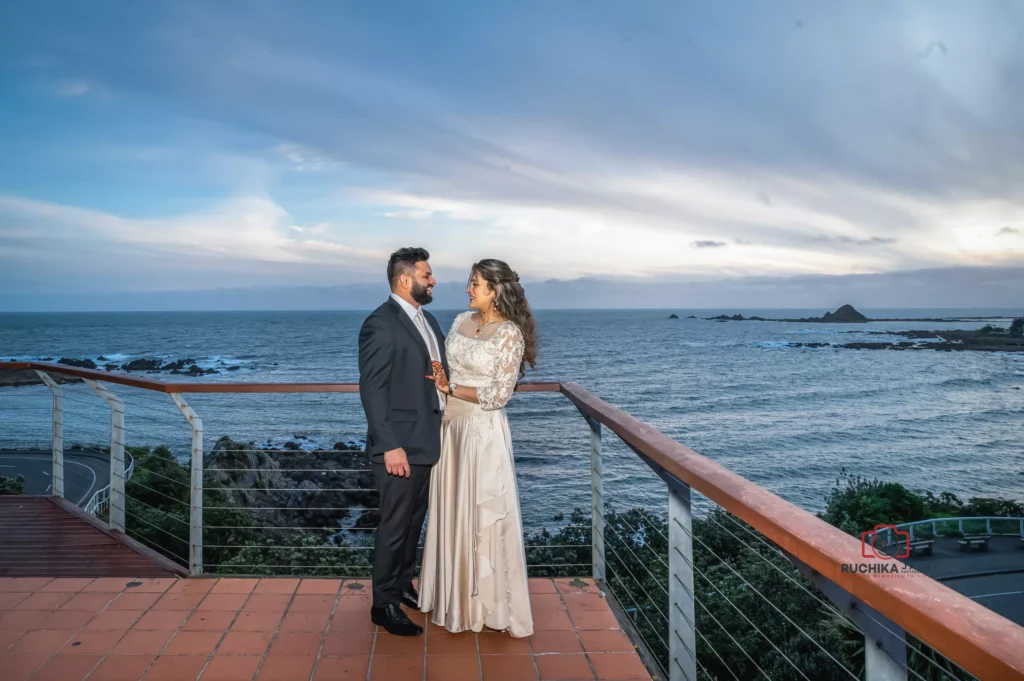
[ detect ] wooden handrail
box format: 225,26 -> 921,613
2,362 -> 1022,676
559,381 -> 1024,680
0,362 -> 562,394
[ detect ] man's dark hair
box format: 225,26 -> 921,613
387,247 -> 430,289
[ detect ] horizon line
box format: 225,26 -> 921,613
0,306 -> 1021,315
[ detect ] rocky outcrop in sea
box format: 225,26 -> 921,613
705,304 -> 1017,324
773,326 -> 1024,353
0,356 -> 243,387
706,304 -> 867,323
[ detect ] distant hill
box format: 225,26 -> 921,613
2,265 -> 1023,311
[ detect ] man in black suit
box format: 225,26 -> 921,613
358,247 -> 450,636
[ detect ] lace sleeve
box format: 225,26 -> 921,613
477,322 -> 525,411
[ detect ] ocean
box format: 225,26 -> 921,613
1,308 -> 1022,530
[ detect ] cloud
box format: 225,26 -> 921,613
691,240 -> 727,249
54,79 -> 92,96
6,265 -> 1024,312
0,194 -> 387,275
1,1 -> 1024,299
382,210 -> 435,220
289,223 -> 326,235
274,144 -> 337,172
996,226 -> 1021,236
826,236 -> 897,246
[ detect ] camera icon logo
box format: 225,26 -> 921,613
861,524 -> 910,560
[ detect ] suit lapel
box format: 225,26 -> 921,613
387,298 -> 430,363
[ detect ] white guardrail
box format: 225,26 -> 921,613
84,451 -> 134,517
867,516 -> 1024,546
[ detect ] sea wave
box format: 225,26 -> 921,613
787,328 -> 845,335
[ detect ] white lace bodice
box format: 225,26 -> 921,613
445,311 -> 525,410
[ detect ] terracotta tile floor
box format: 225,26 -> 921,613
0,576 -> 652,681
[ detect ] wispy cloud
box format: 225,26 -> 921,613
997,226 -> 1021,236
288,223 -> 326,236
0,194 -> 386,268
0,0 -> 1022,303
54,79 -> 93,97
275,144 -> 337,172
383,210 -> 435,220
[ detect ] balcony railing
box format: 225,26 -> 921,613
1,360 -> 1023,681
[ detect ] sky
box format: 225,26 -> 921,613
1,1 -> 1023,309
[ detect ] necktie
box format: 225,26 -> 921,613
416,310 -> 445,407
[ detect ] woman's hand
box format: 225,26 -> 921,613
426,360 -> 451,393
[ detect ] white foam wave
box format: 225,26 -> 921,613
100,353 -> 129,362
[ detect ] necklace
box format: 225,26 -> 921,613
473,312 -> 501,335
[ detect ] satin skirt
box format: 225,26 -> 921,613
418,396 -> 534,637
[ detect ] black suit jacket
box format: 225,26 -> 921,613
358,298 -> 451,466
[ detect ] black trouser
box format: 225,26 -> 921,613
371,462 -> 431,607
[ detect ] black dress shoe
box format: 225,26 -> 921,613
401,586 -> 420,610
371,603 -> 423,636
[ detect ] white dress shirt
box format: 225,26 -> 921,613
390,293 -> 445,410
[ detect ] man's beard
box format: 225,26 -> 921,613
411,282 -> 433,305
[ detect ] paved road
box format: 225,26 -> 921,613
943,571 -> 1024,626
0,449 -> 109,506
903,536 -> 1024,626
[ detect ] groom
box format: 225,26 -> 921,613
358,247 -> 449,636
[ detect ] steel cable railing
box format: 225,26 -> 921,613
2,362 -> 1022,681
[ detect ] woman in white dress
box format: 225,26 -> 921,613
420,258 -> 538,638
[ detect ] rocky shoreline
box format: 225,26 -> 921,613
783,328 -> 1024,353
52,356 -> 237,375
667,303 -> 1024,353
204,437 -> 378,532
0,356 -> 240,388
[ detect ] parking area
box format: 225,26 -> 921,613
903,536 -> 1024,626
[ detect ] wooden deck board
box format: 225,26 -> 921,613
0,496 -> 179,577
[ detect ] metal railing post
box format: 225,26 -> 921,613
84,379 -> 125,531
35,371 -> 64,498
865,619 -> 910,681
171,393 -> 203,576
986,518 -> 992,535
587,416 -> 606,582
668,478 -> 697,681
788,554 -> 908,681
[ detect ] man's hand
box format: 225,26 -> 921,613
383,447 -> 411,478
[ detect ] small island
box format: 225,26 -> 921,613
705,304 -> 1016,324
704,304 -> 869,323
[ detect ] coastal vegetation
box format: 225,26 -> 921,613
0,475 -> 25,495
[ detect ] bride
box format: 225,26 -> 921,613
420,258 -> 538,638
